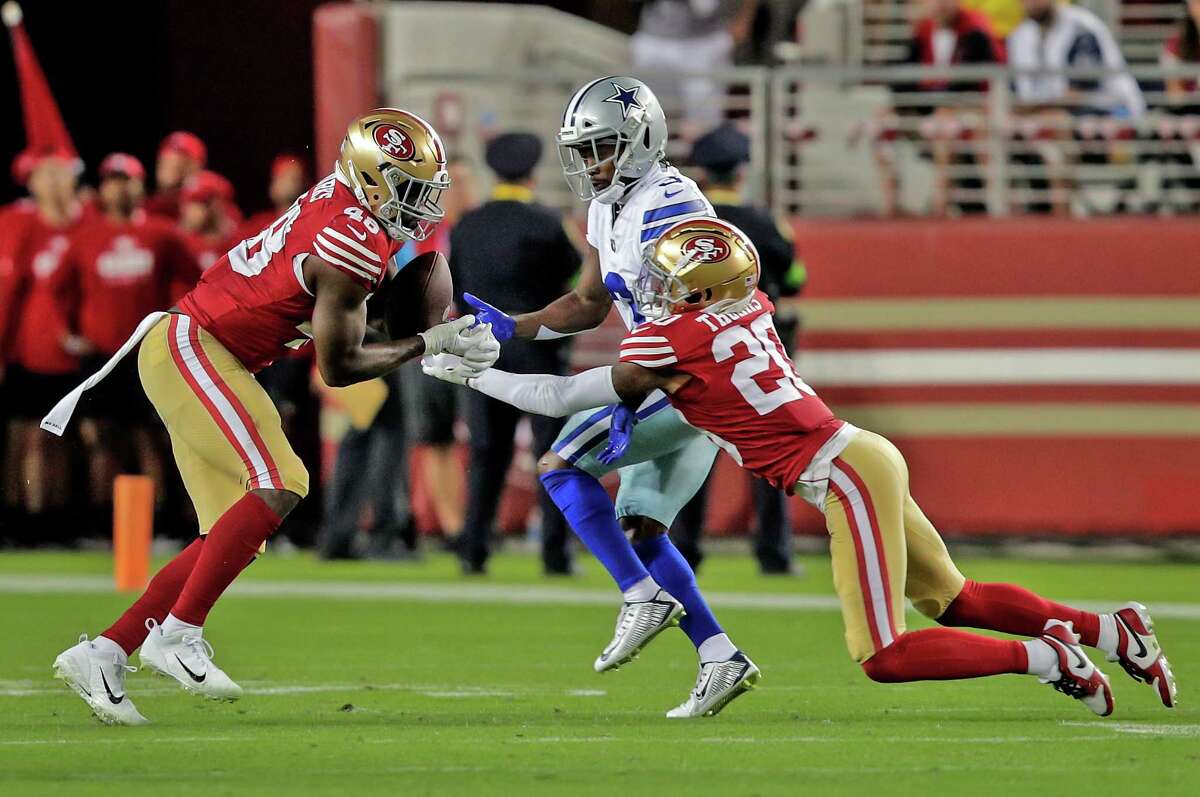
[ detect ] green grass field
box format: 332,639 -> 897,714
1,549 -> 1196,796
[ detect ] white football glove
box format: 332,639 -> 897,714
418,315 -> 475,356
451,322 -> 501,373
421,353 -> 481,386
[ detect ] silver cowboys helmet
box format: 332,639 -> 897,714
557,76 -> 668,205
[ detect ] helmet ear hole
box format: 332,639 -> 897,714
643,128 -> 651,148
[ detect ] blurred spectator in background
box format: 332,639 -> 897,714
58,153 -> 200,533
399,155 -> 479,540
238,153 -> 310,238
632,0 -> 761,135
316,371 -> 415,560
145,131 -> 206,221
874,0 -> 1004,216
962,0 -> 1024,38
0,153 -> 83,542
177,170 -> 238,271
1157,0 -> 1200,209
1008,0 -> 1144,214
672,123 -> 805,574
450,132 -> 582,575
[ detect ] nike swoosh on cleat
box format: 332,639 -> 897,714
99,670 -> 125,705
1118,616 -> 1149,659
1067,646 -> 1090,671
175,655 -> 207,683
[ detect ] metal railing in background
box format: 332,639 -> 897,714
771,64 -> 1200,217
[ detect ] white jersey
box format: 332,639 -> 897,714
586,162 -> 714,330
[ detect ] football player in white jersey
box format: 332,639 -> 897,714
463,76 -> 758,717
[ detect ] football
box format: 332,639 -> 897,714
369,250 -> 454,340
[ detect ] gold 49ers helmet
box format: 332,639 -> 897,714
339,108 -> 449,241
634,217 -> 760,319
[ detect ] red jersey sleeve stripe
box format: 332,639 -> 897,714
620,346 -> 675,357
312,240 -> 375,283
621,355 -> 679,367
321,226 -> 383,263
315,233 -> 382,274
621,335 -> 669,345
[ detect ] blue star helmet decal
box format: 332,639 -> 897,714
602,81 -> 643,120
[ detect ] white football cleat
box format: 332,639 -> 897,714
1109,602 -> 1178,708
139,620 -> 243,701
1039,620 -> 1113,717
52,635 -> 149,726
593,589 -> 683,673
667,652 -> 761,719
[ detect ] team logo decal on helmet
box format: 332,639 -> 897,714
373,124 -> 417,161
602,82 -> 643,120
680,235 -> 731,264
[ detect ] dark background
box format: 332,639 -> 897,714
0,0 -> 636,208
0,0 -> 323,210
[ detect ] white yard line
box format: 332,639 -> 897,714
2,574 -> 1197,619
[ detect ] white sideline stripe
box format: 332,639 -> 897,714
321,226 -> 382,262
312,241 -> 372,281
172,316 -> 277,489
0,737 -> 236,746
1,574 -> 1198,619
794,348 -> 1200,386
3,681 -> 608,698
315,233 -> 381,274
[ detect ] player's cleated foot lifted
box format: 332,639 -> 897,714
667,652 -> 761,719
1039,620 -> 1113,717
1109,602 -> 1177,708
139,620 -> 243,701
594,589 -> 684,673
52,635 -> 148,726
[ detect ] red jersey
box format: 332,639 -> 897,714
0,206 -> 82,374
59,213 -> 201,355
619,292 -> 843,493
177,172 -> 399,373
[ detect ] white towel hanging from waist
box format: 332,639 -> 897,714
40,311 -> 170,436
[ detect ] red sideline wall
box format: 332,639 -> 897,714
757,218 -> 1200,538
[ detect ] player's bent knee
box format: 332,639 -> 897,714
859,644 -> 903,683
537,451 -> 571,476
251,488 -> 303,520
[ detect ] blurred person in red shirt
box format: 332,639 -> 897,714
56,153 -> 202,521
238,154 -> 309,239
177,170 -> 238,271
0,151 -> 85,535
144,131 -> 206,221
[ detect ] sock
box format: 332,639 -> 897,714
861,627 -> 1028,683
1096,614 -> 1119,655
698,633 -> 737,662
92,635 -> 127,665
633,534 -> 723,650
623,575 -> 659,603
101,538 -> 205,655
539,470 -> 650,591
170,493 -> 282,626
938,579 -> 1101,647
161,612 -> 201,636
1022,637 -> 1059,679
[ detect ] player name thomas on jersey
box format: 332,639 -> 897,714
619,291 -> 844,492
176,172 -> 399,373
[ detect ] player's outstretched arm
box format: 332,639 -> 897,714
511,249 -> 612,339
423,358 -> 682,418
308,255 -> 495,387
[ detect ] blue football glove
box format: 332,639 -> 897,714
462,292 -> 515,342
596,403 -> 638,466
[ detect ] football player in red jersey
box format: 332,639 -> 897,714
428,218 -> 1177,719
55,153 -> 201,522
0,151 -> 85,540
49,109 -> 501,725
